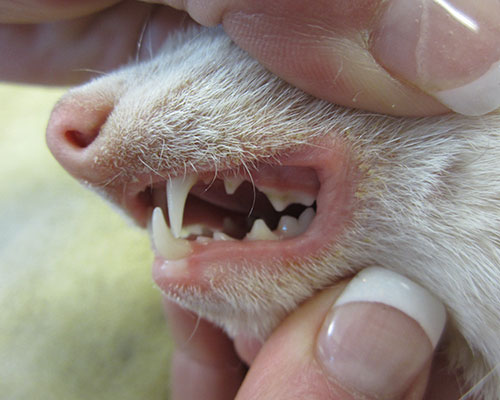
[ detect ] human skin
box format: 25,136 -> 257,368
0,0 -> 461,115
3,1 -> 499,115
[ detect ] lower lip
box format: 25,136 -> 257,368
153,139 -> 360,293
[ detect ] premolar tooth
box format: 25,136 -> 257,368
223,176 -> 244,195
298,207 -> 315,233
277,215 -> 300,238
259,188 -> 315,212
167,175 -> 197,238
152,207 -> 192,260
213,231 -> 236,241
246,219 -> 278,241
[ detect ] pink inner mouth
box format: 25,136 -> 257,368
124,140 -> 359,291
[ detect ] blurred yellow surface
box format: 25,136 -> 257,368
0,83 -> 172,399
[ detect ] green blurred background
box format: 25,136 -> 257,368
0,83 -> 172,399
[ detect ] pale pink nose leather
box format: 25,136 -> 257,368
46,96 -> 112,183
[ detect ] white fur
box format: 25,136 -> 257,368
54,27 -> 500,398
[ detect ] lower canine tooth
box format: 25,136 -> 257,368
152,207 -> 192,260
246,219 -> 278,241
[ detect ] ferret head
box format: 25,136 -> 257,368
46,27 -> 500,398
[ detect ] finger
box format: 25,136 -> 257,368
236,267 -> 451,399
162,297 -> 246,400
0,2 -> 191,84
0,0 -> 120,23
152,0 -> 500,116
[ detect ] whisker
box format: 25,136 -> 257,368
458,363 -> 500,400
71,68 -> 107,76
96,170 -> 124,188
139,157 -> 168,180
242,161 -> 256,217
203,159 -> 218,192
184,314 -> 202,346
136,9 -> 153,62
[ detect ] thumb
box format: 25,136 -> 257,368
236,267 -> 447,400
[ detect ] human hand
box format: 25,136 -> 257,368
1,0 -> 499,115
164,267 -> 460,400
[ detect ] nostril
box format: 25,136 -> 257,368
65,128 -> 100,148
46,95 -> 113,181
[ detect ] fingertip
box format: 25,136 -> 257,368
236,285 -> 349,399
140,0 -> 227,26
371,0 -> 500,116
0,0 -> 120,23
221,3 -> 450,116
316,267 -> 446,399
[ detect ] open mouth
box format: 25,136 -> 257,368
145,164 -> 320,260
124,144 -> 357,285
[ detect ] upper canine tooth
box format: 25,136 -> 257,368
151,207 -> 192,260
259,187 -> 315,212
246,219 -> 278,241
167,175 -> 197,238
223,176 -> 244,195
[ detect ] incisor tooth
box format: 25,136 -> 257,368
179,224 -> 212,239
223,176 -> 244,195
167,175 -> 197,238
213,231 -> 236,241
246,219 -> 278,241
259,187 -> 315,212
152,207 -> 192,260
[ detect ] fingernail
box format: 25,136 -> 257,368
316,267 -> 446,399
371,0 -> 500,116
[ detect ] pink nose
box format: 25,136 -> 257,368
46,96 -> 112,183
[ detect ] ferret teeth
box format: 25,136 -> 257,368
259,187 -> 315,212
151,207 -> 192,260
277,215 -> 300,238
166,175 -> 197,238
213,231 -> 236,241
298,207 -> 315,232
179,224 -> 209,239
276,207 -> 315,238
246,219 -> 278,241
223,176 -> 244,195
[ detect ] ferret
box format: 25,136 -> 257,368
46,26 -> 500,399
